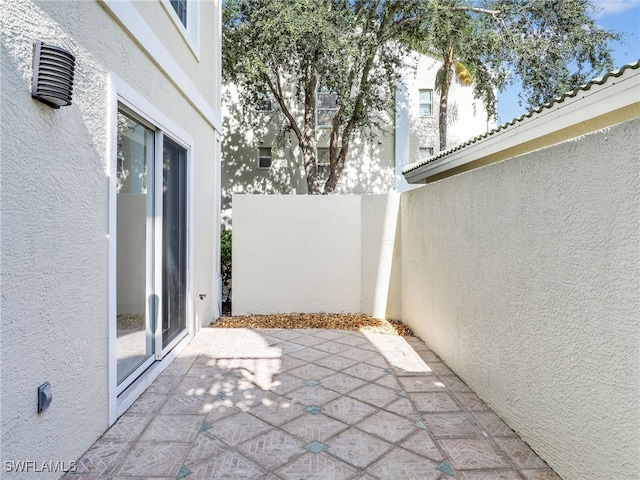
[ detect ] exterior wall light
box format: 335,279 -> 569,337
31,41 -> 75,108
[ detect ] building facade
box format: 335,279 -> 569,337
221,53 -> 494,224
0,1 -> 222,476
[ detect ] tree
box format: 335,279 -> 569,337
223,0 -> 618,194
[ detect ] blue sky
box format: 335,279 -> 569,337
496,0 -> 640,125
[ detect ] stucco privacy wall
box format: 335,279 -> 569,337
400,118 -> 640,480
232,194 -> 403,318
1,1 -> 220,477
232,195 -> 362,315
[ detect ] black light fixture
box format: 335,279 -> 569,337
31,41 -> 75,109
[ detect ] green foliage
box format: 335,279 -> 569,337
220,228 -> 232,287
223,0 -> 619,187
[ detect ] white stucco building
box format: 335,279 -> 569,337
221,53 -> 494,224
0,1 -> 222,476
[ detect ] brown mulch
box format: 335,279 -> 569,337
210,312 -> 414,336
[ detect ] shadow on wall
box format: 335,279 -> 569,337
221,88 -> 397,228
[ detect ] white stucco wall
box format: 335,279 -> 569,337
400,118 -> 640,480
232,194 -> 403,320
1,1 -> 220,476
232,195 -> 362,315
360,195 -> 401,319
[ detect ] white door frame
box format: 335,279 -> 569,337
107,73 -> 194,424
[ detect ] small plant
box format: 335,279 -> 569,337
220,227 -> 232,288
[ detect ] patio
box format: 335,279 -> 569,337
67,327 -> 560,479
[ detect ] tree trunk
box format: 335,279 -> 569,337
438,62 -> 452,151
303,73 -> 319,194
439,49 -> 454,151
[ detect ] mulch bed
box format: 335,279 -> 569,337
210,312 -> 414,336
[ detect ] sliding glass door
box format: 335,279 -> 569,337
162,138 -> 188,349
116,111 -> 156,386
115,109 -> 189,391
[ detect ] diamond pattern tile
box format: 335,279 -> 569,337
70,440 -> 129,475
384,397 -> 420,418
358,410 -> 417,443
183,432 -> 226,466
323,396 -> 377,423
288,347 -> 330,363
341,363 -> 387,381
456,470 -> 524,479
439,375 -> 472,392
313,341 -> 352,355
452,391 -> 490,411
186,449 -> 265,480
140,415 -> 203,442
423,413 -> 483,438
276,452 -> 357,480
287,363 -> 335,380
268,372 -> 303,395
400,430 -> 444,461
328,429 -> 392,467
373,372 -> 403,389
338,348 -> 378,364
368,448 -> 441,480
69,327 -> 561,479
249,394 -> 303,425
438,438 -> 513,469
410,392 -> 462,413
334,334 -> 370,347
113,442 -> 190,477
321,372 -> 368,394
494,437 -> 549,469
349,383 -> 399,407
282,413 -> 348,442
399,376 -> 444,392
521,469 -> 563,479
314,354 -> 359,371
239,429 -> 303,469
473,412 -> 516,436
101,413 -> 150,441
285,384 -> 341,405
208,413 -> 271,446
160,395 -> 219,415
125,393 -> 168,415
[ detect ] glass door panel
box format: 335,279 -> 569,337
162,137 -> 188,349
116,111 -> 155,386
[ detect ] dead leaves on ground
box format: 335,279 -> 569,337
210,312 -> 414,336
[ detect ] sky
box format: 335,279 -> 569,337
496,0 -> 640,125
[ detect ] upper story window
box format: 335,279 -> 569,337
162,0 -> 200,58
170,0 -> 187,27
258,147 -> 272,169
317,147 -> 330,165
317,87 -> 338,127
256,92 -> 272,112
419,89 -> 433,117
419,147 -> 434,159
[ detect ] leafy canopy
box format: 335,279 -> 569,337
223,0 -> 619,192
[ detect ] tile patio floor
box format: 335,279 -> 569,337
67,328 -> 560,480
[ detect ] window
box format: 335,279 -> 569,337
317,88 -> 338,127
317,147 -> 330,165
256,93 -> 272,111
170,0 -> 187,27
162,0 -> 200,58
258,147 -> 272,169
419,89 -> 433,117
419,147 -> 434,159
